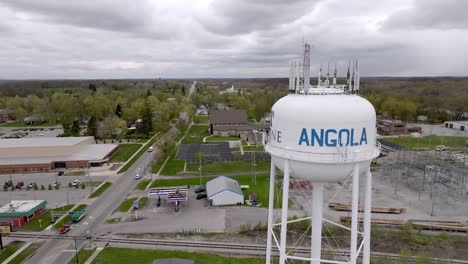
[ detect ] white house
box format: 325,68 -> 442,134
444,121 -> 468,132
206,176 -> 244,206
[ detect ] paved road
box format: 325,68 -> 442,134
188,81 -> 196,96
25,128 -> 176,264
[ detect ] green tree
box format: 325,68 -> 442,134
71,120 -> 80,136
115,104 -> 122,118
140,98 -> 153,136
87,115 -> 97,137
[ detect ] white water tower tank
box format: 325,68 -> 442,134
265,89 -> 379,182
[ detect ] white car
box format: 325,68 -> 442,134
135,174 -> 142,180
71,179 -> 80,186
37,133 -> 44,136
148,146 -> 154,152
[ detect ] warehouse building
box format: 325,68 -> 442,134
206,176 -> 244,206
444,121 -> 468,131
0,200 -> 47,228
0,137 -> 118,173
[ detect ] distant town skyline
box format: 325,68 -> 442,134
1,0 -> 467,79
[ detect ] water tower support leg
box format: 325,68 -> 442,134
266,160 -> 276,264
363,168 -> 372,264
350,163 -> 360,264
310,182 -> 324,264
279,159 -> 291,264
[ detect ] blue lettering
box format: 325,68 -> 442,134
311,129 -> 324,146
298,128 -> 309,146
360,128 -> 367,145
338,129 -> 350,146
325,129 -> 337,147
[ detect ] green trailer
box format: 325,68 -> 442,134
70,209 -> 86,223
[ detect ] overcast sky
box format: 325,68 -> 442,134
1,0 -> 467,79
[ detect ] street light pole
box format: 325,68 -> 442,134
88,165 -> 93,195
73,236 -> 79,264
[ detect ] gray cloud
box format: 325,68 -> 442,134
382,0 -> 468,30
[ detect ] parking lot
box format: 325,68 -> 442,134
0,126 -> 64,138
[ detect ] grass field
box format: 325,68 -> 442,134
0,241 -> 25,263
138,197 -> 148,209
90,247 -> 264,264
243,145 -> 265,151
185,160 -> 270,176
118,128 -> 169,173
193,115 -> 209,124
111,144 -> 142,162
67,249 -> 95,264
152,174 -> 280,208
89,182 -> 112,198
20,205 -> 74,231
182,125 -> 209,143
9,243 -> 41,264
205,136 -> 240,142
383,136 -> 468,152
135,179 -> 151,190
118,197 -> 138,212
160,160 -> 185,175
54,204 -> 87,228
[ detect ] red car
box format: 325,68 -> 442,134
59,224 -> 71,234
15,182 -> 24,189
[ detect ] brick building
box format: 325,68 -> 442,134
0,200 -> 47,228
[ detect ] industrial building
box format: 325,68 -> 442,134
377,117 -> 422,135
0,200 -> 47,228
206,176 -> 244,206
444,121 -> 468,131
0,136 -> 118,173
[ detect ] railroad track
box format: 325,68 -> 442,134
6,233 -> 468,263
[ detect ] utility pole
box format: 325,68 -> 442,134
74,236 -> 79,264
88,165 -> 93,195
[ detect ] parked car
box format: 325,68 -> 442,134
53,181 -> 61,187
196,192 -> 207,200
28,182 -> 37,189
135,174 -> 142,180
4,180 -> 13,188
194,186 -> 206,193
37,133 -> 44,136
15,182 -> 24,189
58,171 -> 64,176
71,179 -> 80,187
435,145 -> 447,151
59,223 -> 71,234
148,146 -> 154,152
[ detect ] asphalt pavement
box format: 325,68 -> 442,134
24,128 -> 176,264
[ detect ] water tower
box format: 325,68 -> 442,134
265,43 -> 380,264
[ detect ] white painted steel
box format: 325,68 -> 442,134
266,160 -> 276,264
279,159 -> 290,264
311,183 -> 324,264
350,164 -> 360,264
363,168 -> 372,264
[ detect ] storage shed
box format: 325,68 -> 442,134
206,176 -> 244,206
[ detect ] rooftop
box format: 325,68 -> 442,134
0,136 -> 93,148
206,176 -> 243,198
209,109 -> 248,125
0,200 -> 47,217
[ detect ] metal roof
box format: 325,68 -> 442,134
209,109 -> 248,125
0,200 -> 47,218
0,137 -> 93,148
206,176 -> 243,198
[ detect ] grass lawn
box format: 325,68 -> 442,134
160,160 -> 185,175
20,205 -> 74,231
106,218 -> 121,224
243,145 -> 265,152
89,182 -> 112,198
118,128 -> 170,173
90,247 -> 264,264
135,179 -> 151,190
138,197 -> 148,209
383,136 -> 468,152
9,243 -> 41,264
185,160 -> 270,176
63,170 -> 86,176
118,197 -> 138,212
205,136 -> 240,142
67,249 -> 95,264
193,115 -> 209,124
54,204 -> 87,228
0,241 -> 25,263
151,174 -> 281,208
111,144 -> 142,162
182,125 -> 209,143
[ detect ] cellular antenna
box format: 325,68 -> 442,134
333,63 -> 337,85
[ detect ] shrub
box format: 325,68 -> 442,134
48,184 -> 52,190
34,184 -> 38,191
81,184 -> 85,189
69,182 -> 72,188
41,185 -> 45,190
